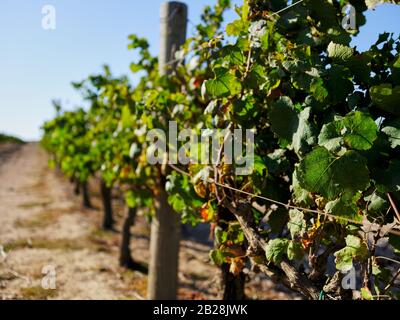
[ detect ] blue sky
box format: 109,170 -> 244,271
0,1 -> 399,141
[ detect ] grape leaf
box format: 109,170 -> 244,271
370,84 -> 400,116
269,97 -> 298,141
389,234 -> 400,254
382,118 -> 400,148
318,112 -> 377,151
269,97 -> 316,155
325,196 -> 363,223
286,241 -> 304,261
361,287 -> 373,300
205,68 -> 242,98
343,111 -> 378,150
364,192 -> 389,219
334,235 -> 369,271
265,238 -> 289,264
210,249 -> 226,266
327,42 -> 353,62
365,0 -> 399,9
288,209 -> 306,239
318,119 -> 344,152
297,147 -> 370,200
292,107 -> 317,156
375,160 -> 400,192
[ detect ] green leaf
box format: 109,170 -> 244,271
343,112 -> 378,150
297,147 -> 370,200
370,84 -> 400,116
292,107 -> 317,156
382,118 -> 400,148
310,77 -> 328,102
265,238 -> 289,264
287,241 -> 304,261
375,160 -> 400,192
364,192 -> 388,218
389,234 -> 400,254
318,112 -> 377,151
168,193 -> 186,212
205,68 -> 242,98
269,98 -> 316,155
348,235 -> 367,252
226,19 -> 246,36
348,55 -> 372,84
210,249 -> 226,266
334,235 -> 369,271
247,64 -> 266,89
292,170 -> 314,207
318,119 -> 344,152
392,55 -> 400,85
325,196 -> 363,223
265,149 -> 289,175
325,66 -> 354,104
242,0 -> 249,22
361,287 -> 373,300
334,246 -> 354,271
215,227 -> 228,246
253,154 -> 268,176
221,45 -> 246,65
125,190 -> 137,208
130,63 -> 142,73
267,208 -> 289,234
365,0 -> 399,9
327,42 -> 353,62
365,0 -> 379,9
121,105 -> 132,129
288,209 -> 306,239
269,97 -> 298,142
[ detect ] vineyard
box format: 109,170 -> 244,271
1,0 -> 400,301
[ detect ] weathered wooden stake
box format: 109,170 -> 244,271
147,1 -> 187,300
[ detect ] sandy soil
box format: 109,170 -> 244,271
0,143 -> 296,300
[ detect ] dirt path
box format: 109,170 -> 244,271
0,143 -> 296,300
0,143 -> 139,299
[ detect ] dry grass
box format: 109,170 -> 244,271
87,228 -> 118,253
119,269 -> 147,299
14,211 -> 58,229
4,230 -> 122,255
19,286 -> 58,300
3,237 -> 88,252
17,200 -> 52,209
14,205 -> 81,230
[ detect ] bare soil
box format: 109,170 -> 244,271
0,143 -> 297,300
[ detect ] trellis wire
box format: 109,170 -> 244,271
167,163 -> 400,237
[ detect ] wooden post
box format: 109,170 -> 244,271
147,1 -> 187,300
158,2 -> 188,75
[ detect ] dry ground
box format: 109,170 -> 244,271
0,143 -> 296,300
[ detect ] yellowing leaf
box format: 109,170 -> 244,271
229,257 -> 245,276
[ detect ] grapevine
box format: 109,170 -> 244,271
41,0 -> 400,300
